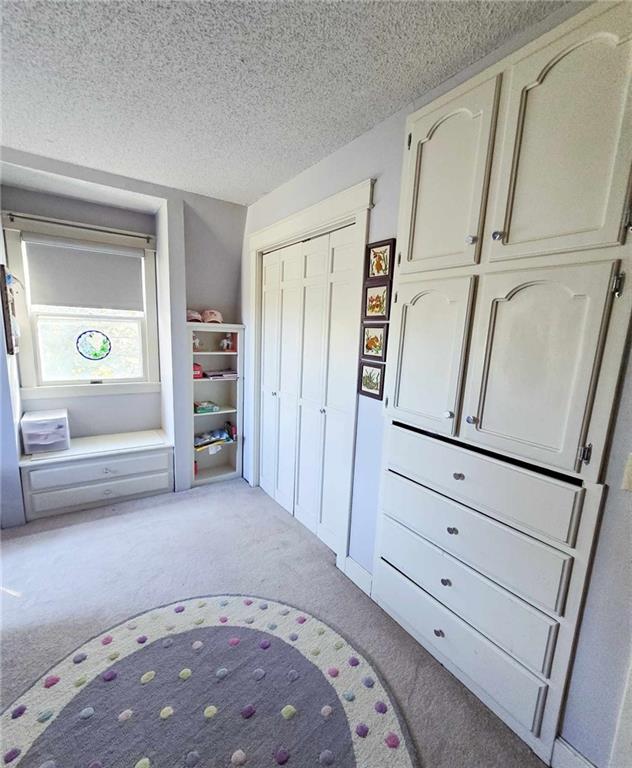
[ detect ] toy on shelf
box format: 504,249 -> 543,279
194,400 -> 220,414
219,333 -> 234,352
193,362 -> 203,379
192,333 -> 201,351
194,421 -> 235,453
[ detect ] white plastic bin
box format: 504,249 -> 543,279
21,409 -> 70,455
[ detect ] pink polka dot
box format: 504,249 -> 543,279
327,667 -> 339,678
228,637 -> 240,647
43,675 -> 60,689
101,635 -> 113,646
243,599 -> 253,606
385,732 -> 400,749
219,616 -> 228,623
296,616 -> 307,624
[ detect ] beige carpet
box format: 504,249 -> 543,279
1,479 -> 545,768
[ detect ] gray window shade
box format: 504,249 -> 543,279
23,234 -> 145,312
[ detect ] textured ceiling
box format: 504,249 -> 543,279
2,1 -> 568,205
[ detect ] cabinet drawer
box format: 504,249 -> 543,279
29,451 -> 170,491
30,473 -> 171,516
380,516 -> 558,674
382,471 -> 572,614
387,425 -> 583,545
373,558 -> 548,734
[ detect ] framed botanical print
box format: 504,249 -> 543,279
365,239 -> 395,282
363,281 -> 390,321
361,322 -> 387,362
357,361 -> 385,400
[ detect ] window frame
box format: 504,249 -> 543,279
2,213 -> 159,396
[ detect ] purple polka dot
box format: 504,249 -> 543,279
385,732 -> 400,749
374,700 -> 388,714
362,676 -> 375,688
43,675 -> 60,689
219,616 -> 228,623
174,605 -> 185,613
3,748 -> 20,764
73,653 -> 87,664
243,599 -> 253,606
101,635 -> 113,646
136,635 -> 147,644
259,639 -> 271,650
289,633 -> 298,641
355,723 -> 369,738
10,705 -> 25,720
296,616 -> 307,624
241,704 -> 256,719
274,748 -> 290,765
348,656 -> 360,667
228,637 -> 240,647
88,762 -> 103,768
101,669 -> 117,682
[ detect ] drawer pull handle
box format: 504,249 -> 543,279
433,629 -> 445,638
491,230 -> 505,242
103,468 -> 113,474
465,415 -> 478,425
443,410 -> 454,419
103,489 -> 113,496
447,526 -> 459,535
452,472 -> 465,480
440,578 -> 452,587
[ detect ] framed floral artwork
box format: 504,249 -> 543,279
357,361 -> 385,400
361,322 -> 387,362
364,239 -> 395,282
363,281 -> 390,321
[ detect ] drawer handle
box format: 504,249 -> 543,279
103,489 -> 113,496
103,468 -> 114,474
452,472 -> 465,481
440,578 -> 452,587
465,415 -> 478,425
433,629 -> 445,638
491,230 -> 505,242
447,526 -> 459,535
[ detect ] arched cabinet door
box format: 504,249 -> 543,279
399,75 -> 500,273
460,261 -> 618,471
488,4 -> 632,261
388,275 -> 474,436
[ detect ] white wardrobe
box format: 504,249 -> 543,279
259,225 -> 362,555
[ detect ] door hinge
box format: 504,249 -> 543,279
611,271 -> 625,297
578,443 -> 592,465
385,396 -> 389,408
397,252 -> 401,266
393,291 -> 398,303
407,133 -> 412,150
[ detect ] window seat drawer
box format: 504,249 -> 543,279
382,470 -> 573,614
29,452 -> 170,491
380,515 -> 558,675
373,558 -> 548,734
387,425 -> 583,545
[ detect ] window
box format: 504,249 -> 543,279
5,221 -> 158,391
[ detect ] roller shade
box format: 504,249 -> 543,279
23,233 -> 145,312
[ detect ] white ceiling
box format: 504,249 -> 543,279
2,1 -> 568,206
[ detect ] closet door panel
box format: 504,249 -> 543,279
489,4 -> 632,260
259,253 -> 281,497
294,404 -> 324,534
401,76 -> 500,273
320,411 -> 356,552
389,276 -> 474,435
461,261 -> 617,470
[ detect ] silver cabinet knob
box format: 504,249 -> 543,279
272,391 -> 277,397
443,410 -> 454,419
103,489 -> 113,496
491,230 -> 505,241
465,235 -> 478,245
440,578 -> 452,587
447,526 -> 459,535
452,472 -> 465,481
103,467 -> 112,474
465,415 -> 478,425
433,629 -> 445,638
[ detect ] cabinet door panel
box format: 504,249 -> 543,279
400,76 -> 499,273
461,262 -> 616,470
490,4 -> 632,260
389,276 -> 474,435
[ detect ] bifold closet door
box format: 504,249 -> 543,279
294,235 -> 330,534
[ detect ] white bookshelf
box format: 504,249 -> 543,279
187,322 -> 244,486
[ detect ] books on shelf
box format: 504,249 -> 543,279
201,369 -> 238,381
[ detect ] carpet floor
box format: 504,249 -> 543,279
1,479 -> 545,768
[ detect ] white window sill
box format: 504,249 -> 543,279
20,382 -> 162,400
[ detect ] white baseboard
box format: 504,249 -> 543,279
341,556 -> 372,595
552,739 -> 595,768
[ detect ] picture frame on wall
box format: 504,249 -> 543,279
357,360 -> 385,400
360,322 -> 387,362
363,281 -> 390,321
365,238 -> 395,282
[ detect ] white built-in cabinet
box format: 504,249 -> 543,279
260,226 -> 362,555
375,3 -> 632,764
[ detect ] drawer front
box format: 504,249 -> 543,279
29,451 -> 170,491
30,473 -> 171,515
373,558 -> 548,734
380,516 -> 558,674
382,471 -> 572,614
388,425 -> 583,545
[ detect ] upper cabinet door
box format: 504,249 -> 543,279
460,261 -> 618,471
388,275 -> 474,436
400,76 -> 500,274
489,4 -> 632,261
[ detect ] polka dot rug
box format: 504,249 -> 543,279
1,595 -> 419,768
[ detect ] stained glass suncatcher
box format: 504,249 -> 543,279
76,330 -> 112,361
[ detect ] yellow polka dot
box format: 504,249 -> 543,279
74,675 -> 87,687
140,671 -> 156,685
281,705 -> 297,720
135,759 -> 150,768
204,705 -> 218,719
179,668 -> 192,681
159,706 -> 174,720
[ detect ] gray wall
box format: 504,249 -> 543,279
242,6 -> 630,765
